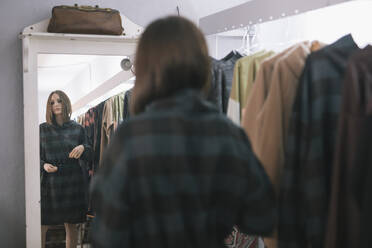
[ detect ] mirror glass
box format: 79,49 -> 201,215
38,54 -> 134,248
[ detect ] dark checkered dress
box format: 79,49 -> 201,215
40,120 -> 92,225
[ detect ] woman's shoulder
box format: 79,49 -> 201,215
39,122 -> 51,129
68,120 -> 79,125
66,120 -> 83,128
39,122 -> 54,136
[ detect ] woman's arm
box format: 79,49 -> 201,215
78,125 -> 93,162
40,125 -> 46,173
40,125 -> 57,173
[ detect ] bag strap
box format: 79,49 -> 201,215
59,4 -> 115,12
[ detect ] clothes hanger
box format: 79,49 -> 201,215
247,25 -> 261,54
235,26 -> 249,56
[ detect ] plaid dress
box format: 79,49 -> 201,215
91,89 -> 276,248
40,120 -> 92,225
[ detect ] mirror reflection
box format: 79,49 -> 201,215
38,54 -> 134,248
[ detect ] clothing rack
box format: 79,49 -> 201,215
199,0 -> 352,35
72,70 -> 134,113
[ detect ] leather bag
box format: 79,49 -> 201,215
47,4 -> 124,35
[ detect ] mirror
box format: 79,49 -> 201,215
21,16 -> 141,247
37,53 -> 134,247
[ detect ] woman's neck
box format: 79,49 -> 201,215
55,115 -> 64,126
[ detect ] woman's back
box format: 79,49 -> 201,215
91,90 -> 275,248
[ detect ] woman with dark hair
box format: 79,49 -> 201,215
40,90 -> 92,248
91,16 -> 275,248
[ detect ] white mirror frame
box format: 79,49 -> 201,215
21,16 -> 142,248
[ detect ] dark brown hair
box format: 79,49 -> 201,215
131,16 -> 210,115
45,90 -> 72,125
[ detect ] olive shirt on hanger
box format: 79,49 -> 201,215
227,50 -> 275,125
325,45 -> 372,248
278,34 -> 360,248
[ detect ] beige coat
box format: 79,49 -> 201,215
242,42 -> 312,248
254,42 -> 311,192
242,45 -> 294,151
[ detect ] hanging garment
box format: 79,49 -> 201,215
208,58 -> 225,113
112,92 -> 125,128
123,88 -> 132,121
358,163 -> 372,248
278,34 -> 360,248
99,97 -> 115,166
83,108 -> 95,171
227,50 -> 275,125
93,102 -> 105,172
39,120 -> 92,225
252,42 -> 312,248
355,130 -> 372,248
210,51 -> 243,113
242,45 -> 294,148
76,115 -> 84,125
91,89 -> 276,248
251,42 -> 312,193
325,45 -> 372,248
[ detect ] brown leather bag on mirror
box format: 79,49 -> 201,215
47,4 -> 124,35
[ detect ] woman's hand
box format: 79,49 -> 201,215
69,145 -> 85,159
43,163 -> 58,173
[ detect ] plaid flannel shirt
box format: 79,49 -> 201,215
278,35 -> 359,248
91,89 -> 275,248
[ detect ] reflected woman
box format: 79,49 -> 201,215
40,90 -> 92,248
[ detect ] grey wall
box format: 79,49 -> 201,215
0,0 -> 196,247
